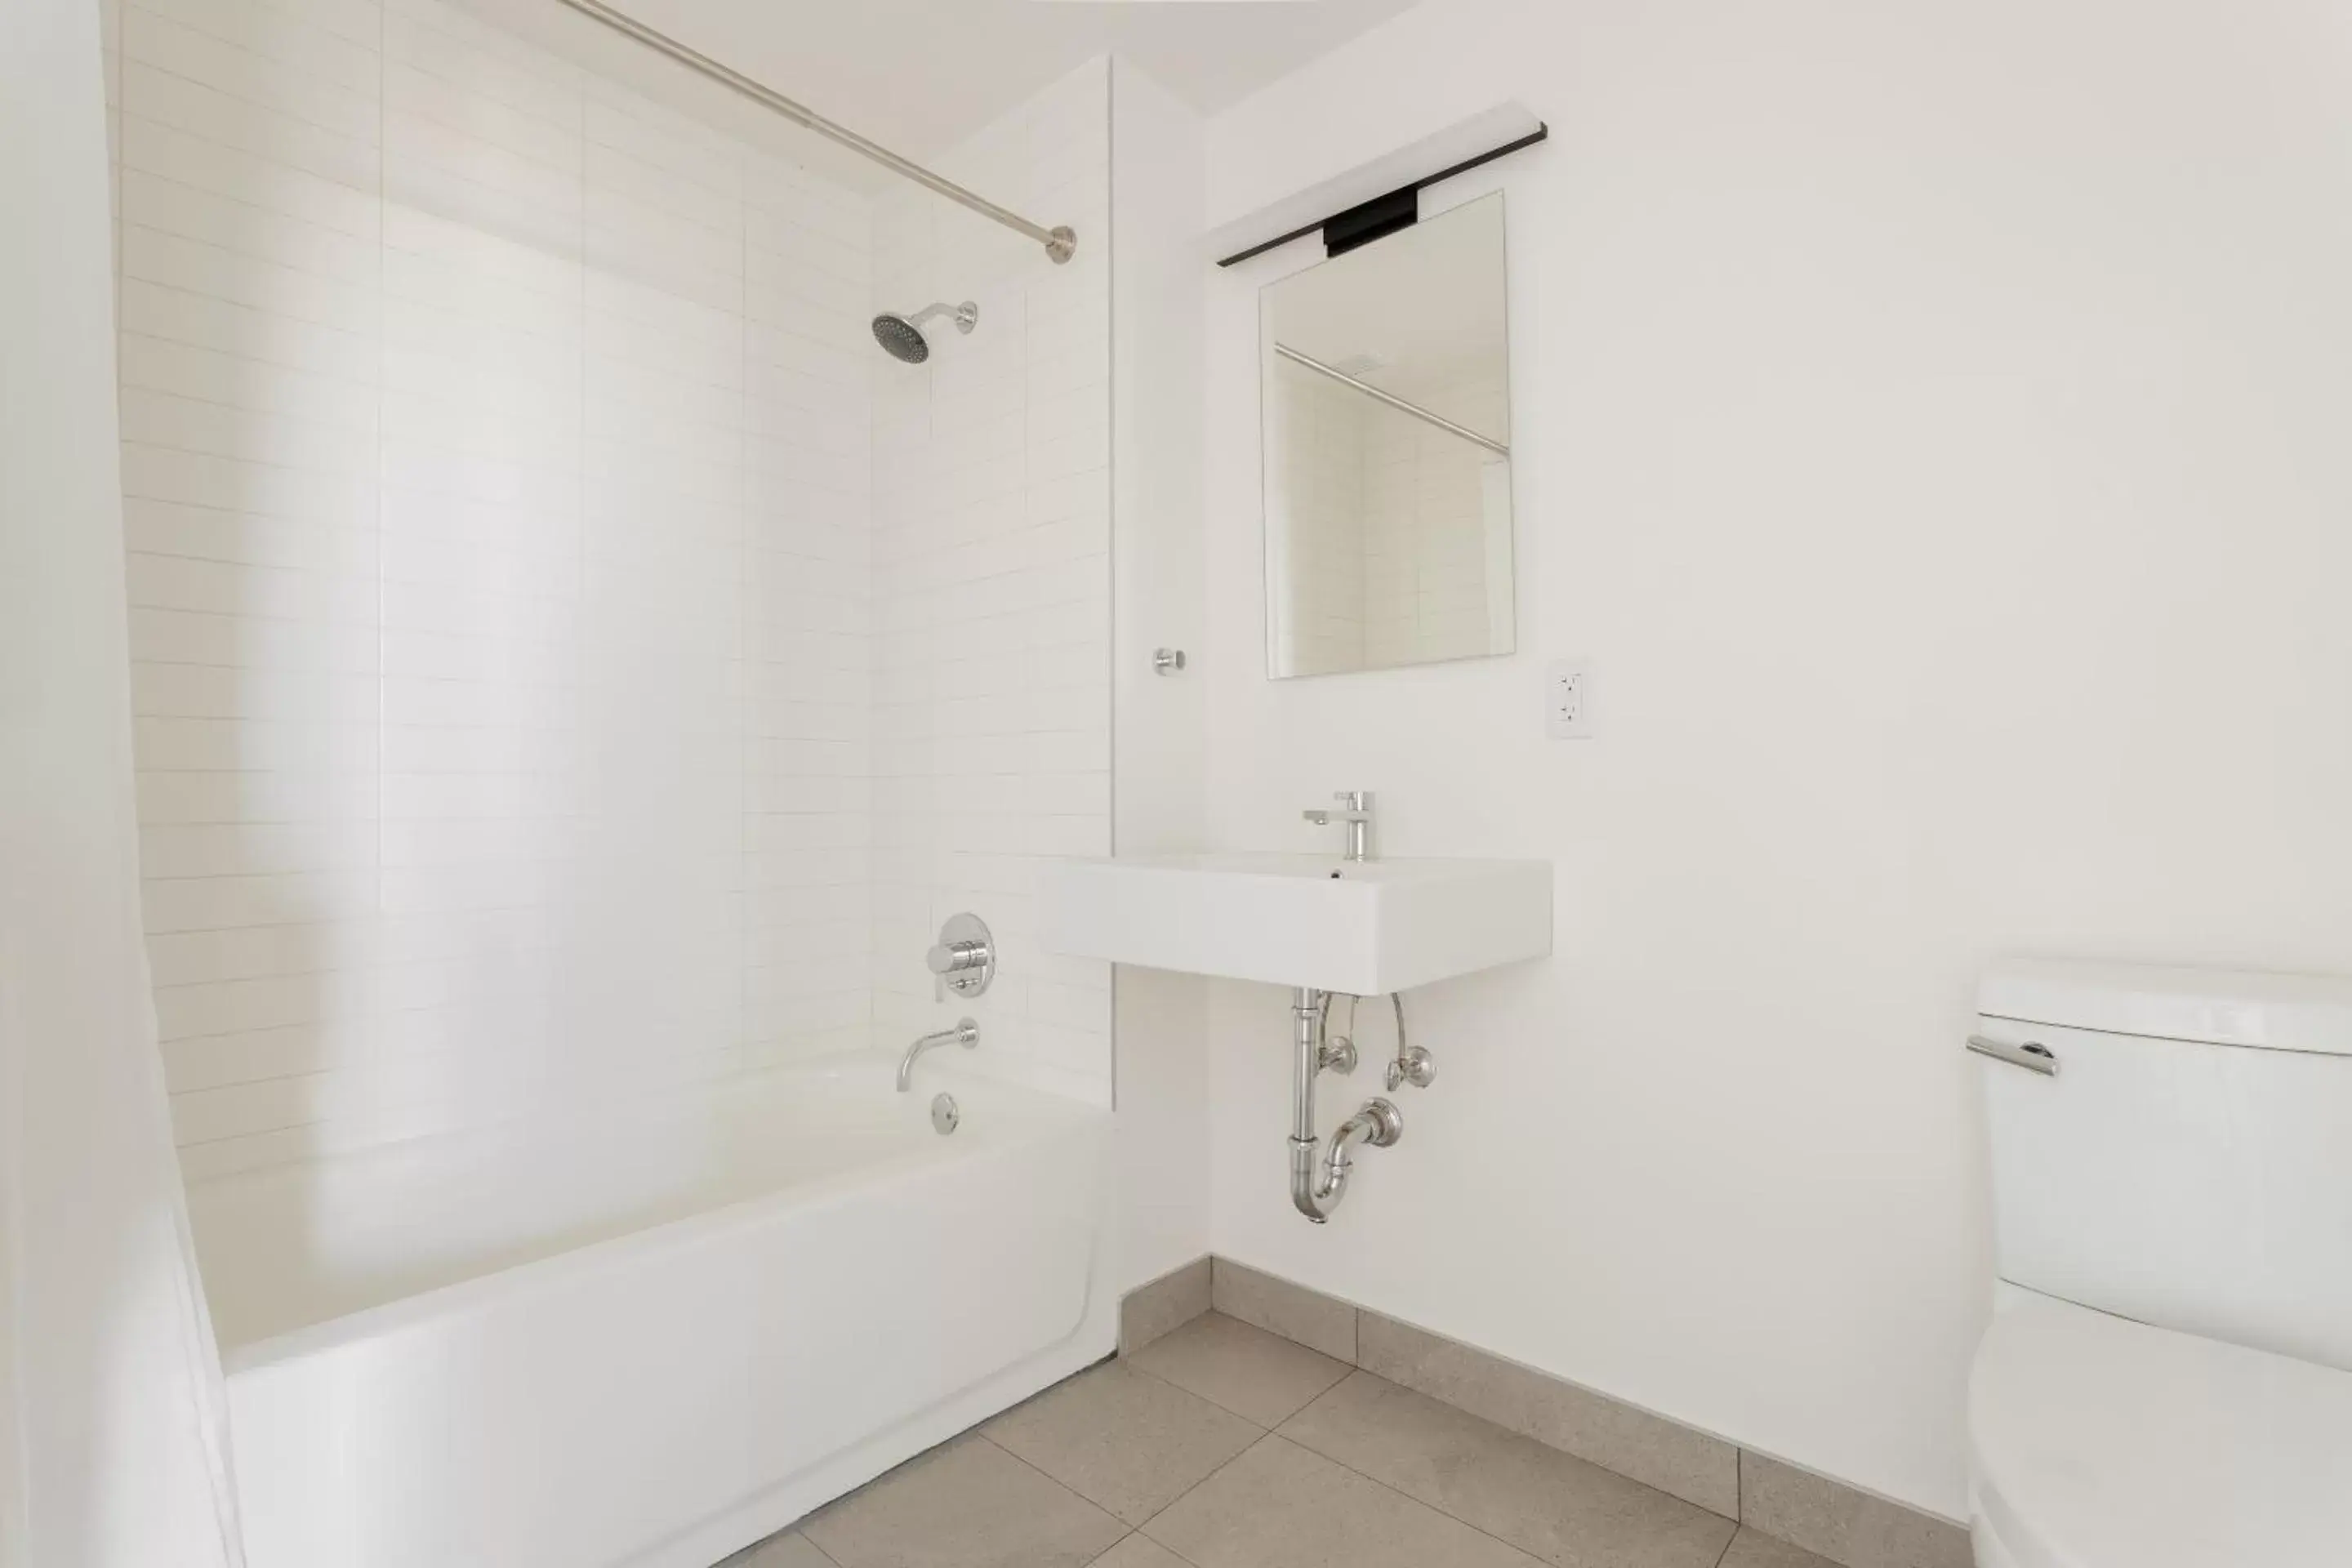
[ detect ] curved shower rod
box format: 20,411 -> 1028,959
549,0 -> 1077,265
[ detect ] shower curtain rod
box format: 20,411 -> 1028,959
549,0 -> 1076,264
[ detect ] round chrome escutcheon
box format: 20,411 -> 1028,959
930,1093 -> 960,1135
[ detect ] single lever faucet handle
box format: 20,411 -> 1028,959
1303,791 -> 1376,861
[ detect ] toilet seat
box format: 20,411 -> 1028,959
1967,1290 -> 2352,1568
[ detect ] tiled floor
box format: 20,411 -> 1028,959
720,1312 -> 1835,1568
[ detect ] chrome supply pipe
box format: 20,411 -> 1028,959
1289,987 -> 1403,1222
548,0 -> 1076,265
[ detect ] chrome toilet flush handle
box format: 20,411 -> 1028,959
1967,1035 -> 2060,1076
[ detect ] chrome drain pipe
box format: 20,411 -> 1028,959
1289,987 -> 1403,1223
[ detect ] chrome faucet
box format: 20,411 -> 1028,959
897,1018 -> 978,1091
1302,791 -> 1375,862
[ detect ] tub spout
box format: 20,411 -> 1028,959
898,1018 -> 978,1091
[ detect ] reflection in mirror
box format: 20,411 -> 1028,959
1261,192 -> 1514,679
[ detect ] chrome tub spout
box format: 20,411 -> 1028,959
898,1018 -> 978,1091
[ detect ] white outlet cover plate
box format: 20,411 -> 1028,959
1546,660 -> 1592,739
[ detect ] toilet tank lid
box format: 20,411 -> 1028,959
1978,960 -> 2352,1056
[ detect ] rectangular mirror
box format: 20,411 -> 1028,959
1260,192 -> 1515,679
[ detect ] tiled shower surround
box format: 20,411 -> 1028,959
864,65 -> 1113,1102
103,0 -> 1111,1176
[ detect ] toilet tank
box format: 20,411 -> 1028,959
1976,960 -> 2352,1373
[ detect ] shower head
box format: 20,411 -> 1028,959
871,301 -> 978,363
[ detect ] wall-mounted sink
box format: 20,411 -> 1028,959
1040,853 -> 1551,995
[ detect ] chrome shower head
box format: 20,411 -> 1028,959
871,301 -> 978,363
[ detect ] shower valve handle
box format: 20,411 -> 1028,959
928,940 -> 988,977
926,914 -> 996,1001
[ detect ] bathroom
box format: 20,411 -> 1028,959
3,0 -> 2348,1565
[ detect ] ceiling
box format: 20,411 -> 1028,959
586,0 -> 1420,165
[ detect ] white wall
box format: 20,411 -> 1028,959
110,0 -> 878,1174
1196,0 -> 2352,1518
2,0 -> 243,1555
1107,60 -> 1213,1290
866,58 -> 1116,1104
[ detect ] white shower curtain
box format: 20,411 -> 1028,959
1,0 -> 247,1562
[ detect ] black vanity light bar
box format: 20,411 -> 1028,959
1213,120 -> 1548,269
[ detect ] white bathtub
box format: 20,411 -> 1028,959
187,1056 -> 1115,1568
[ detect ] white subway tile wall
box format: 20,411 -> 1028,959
867,60 -> 1114,1105
1267,362 -> 1370,675
106,0 -> 1114,1176
1268,356 -> 1507,676
1357,369 -> 1508,668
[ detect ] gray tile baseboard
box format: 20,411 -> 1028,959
1118,1255 -> 1213,1355
1117,1258 -> 1971,1568
1210,1257 -> 1356,1362
1356,1309 -> 1739,1517
1738,1453 -> 1973,1568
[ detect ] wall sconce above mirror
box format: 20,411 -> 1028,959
1260,192 -> 1514,679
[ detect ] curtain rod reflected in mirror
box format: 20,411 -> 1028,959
1272,342 -> 1511,457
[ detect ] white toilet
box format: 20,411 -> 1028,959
1967,961 -> 2352,1567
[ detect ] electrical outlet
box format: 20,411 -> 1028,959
1546,660 -> 1592,739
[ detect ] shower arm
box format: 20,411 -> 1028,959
549,0 -> 1076,265
904,301 -> 978,332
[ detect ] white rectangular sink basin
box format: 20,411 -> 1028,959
1040,853 -> 1551,995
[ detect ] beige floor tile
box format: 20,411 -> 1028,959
1088,1535 -> 1193,1568
1141,1433 -> 1540,1568
717,1530 -> 837,1566
1127,1311 -> 1352,1428
1279,1373 -> 1735,1568
982,1361 -> 1260,1526
1210,1258 -> 1356,1362
801,1434 -> 1126,1568
1719,1527 -> 1843,1568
